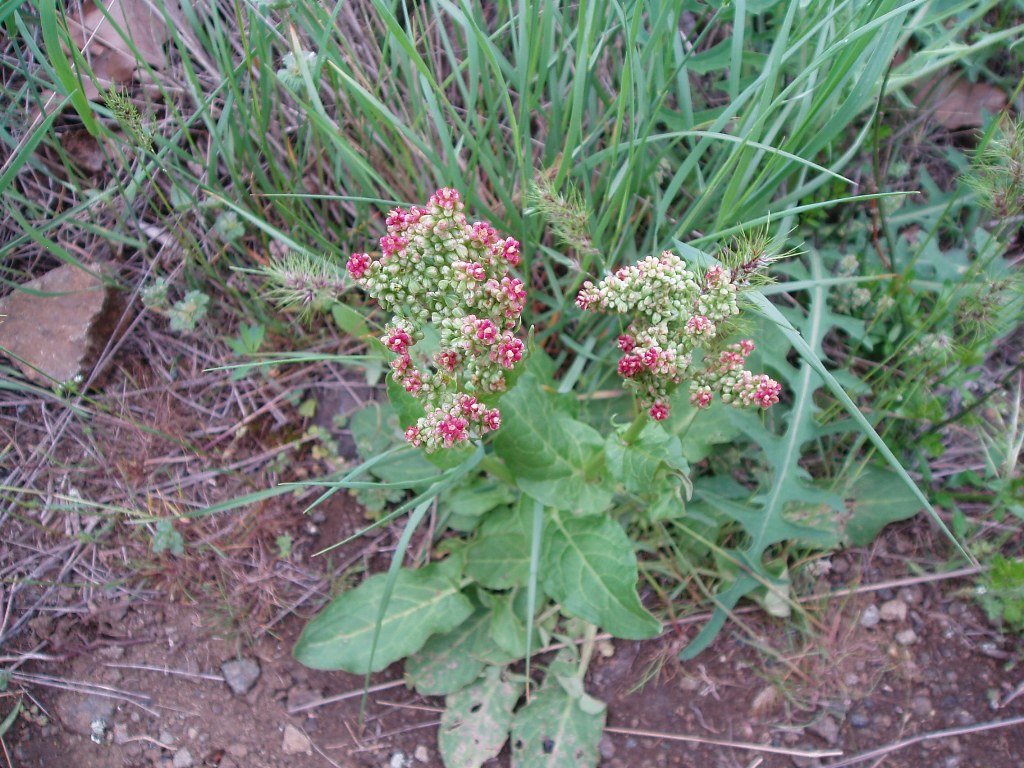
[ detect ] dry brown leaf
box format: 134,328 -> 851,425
64,0 -> 168,97
916,74 -> 1007,130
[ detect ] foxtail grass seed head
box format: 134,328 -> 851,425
578,250 -> 781,420
965,118 -> 1024,220
347,189 -> 526,452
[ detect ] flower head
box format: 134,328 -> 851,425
577,250 -> 780,419
347,189 -> 527,451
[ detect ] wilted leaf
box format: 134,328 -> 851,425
510,684 -> 605,768
440,667 -> 522,768
915,75 -> 1007,130
406,610 -> 491,696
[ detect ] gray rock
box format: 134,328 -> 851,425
221,658 -> 260,696
879,599 -> 908,622
808,714 -> 840,745
850,711 -> 870,728
791,748 -> 823,768
910,696 -> 933,717
54,693 -> 115,738
0,262 -> 121,386
413,745 -> 430,763
226,743 -> 248,758
172,748 -> 194,768
113,722 -> 131,745
895,628 -> 918,646
955,709 -> 975,726
898,586 -> 923,605
859,604 -> 881,628
281,724 -> 312,755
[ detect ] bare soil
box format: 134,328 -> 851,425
5,501 -> 1023,768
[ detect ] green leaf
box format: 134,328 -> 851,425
841,466 -> 924,546
405,610 -> 490,696
466,498 -> 533,589
440,666 -> 522,768
510,684 -> 605,768
488,591 -> 543,661
493,373 -> 612,513
294,559 -> 472,673
605,423 -> 687,494
541,512 -> 660,640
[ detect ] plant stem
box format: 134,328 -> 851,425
620,412 -> 649,445
479,452 -> 515,485
576,622 -> 598,682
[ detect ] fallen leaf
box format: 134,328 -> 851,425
64,0 -> 168,98
915,74 -> 1007,130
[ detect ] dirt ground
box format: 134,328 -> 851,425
4,501 -> 1024,768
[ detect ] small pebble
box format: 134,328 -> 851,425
599,734 -> 616,759
898,586 -> 923,605
160,730 -> 176,747
172,749 -> 194,768
221,658 -> 261,696
879,599 -> 908,622
226,744 -> 248,758
895,629 -> 918,646
955,709 -> 975,726
281,724 -> 312,756
850,711 -> 870,728
413,745 -> 430,763
791,748 -> 822,767
808,714 -> 840,745
113,723 -> 130,745
859,604 -> 881,628
910,696 -> 932,717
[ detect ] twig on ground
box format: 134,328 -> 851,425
1001,678 -> 1024,708
102,663 -> 225,682
821,714 -> 1024,767
340,720 -> 441,753
8,671 -> 157,716
603,725 -> 843,758
287,680 -> 405,714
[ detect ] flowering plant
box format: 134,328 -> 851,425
288,189 -> 790,768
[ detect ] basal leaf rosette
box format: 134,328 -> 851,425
576,250 -> 781,420
347,188 -> 526,452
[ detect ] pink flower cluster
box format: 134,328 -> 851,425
346,189 -> 526,451
577,251 -> 781,420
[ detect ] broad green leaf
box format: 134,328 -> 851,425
510,685 -> 605,768
541,512 -> 660,640
443,476 -> 517,519
466,498 -> 532,589
488,591 -> 543,661
841,465 -> 923,546
405,610 -> 490,696
605,423 -> 687,494
440,666 -> 522,768
294,559 -> 472,673
493,373 -> 612,513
